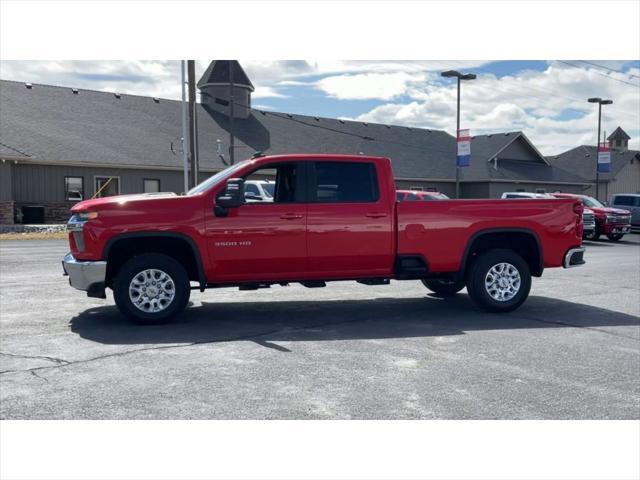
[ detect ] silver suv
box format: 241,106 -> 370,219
610,194 -> 640,231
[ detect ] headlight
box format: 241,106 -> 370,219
67,211 -> 99,231
77,211 -> 99,221
605,215 -> 614,223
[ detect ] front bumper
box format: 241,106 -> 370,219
602,224 -> 631,235
564,247 -> 586,268
62,253 -> 107,297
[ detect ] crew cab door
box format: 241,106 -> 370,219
205,161 -> 307,282
305,160 -> 394,278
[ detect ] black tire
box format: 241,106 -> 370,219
583,224 -> 600,241
113,253 -> 191,324
606,233 -> 624,242
422,278 -> 465,297
465,249 -> 531,313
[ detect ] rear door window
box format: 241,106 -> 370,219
310,162 -> 379,203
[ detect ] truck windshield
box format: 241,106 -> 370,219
582,196 -> 605,208
187,160 -> 250,195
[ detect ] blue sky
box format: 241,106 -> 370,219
1,59 -> 638,154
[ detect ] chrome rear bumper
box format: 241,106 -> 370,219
62,253 -> 107,296
564,247 -> 586,268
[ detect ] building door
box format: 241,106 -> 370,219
205,161 -> 307,283
305,160 -> 394,278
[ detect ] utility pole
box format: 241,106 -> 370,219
588,97 -> 613,201
187,60 -> 197,188
229,61 -> 235,165
180,61 -> 189,193
441,70 -> 476,199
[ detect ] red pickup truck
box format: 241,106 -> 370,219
63,154 -> 586,324
552,193 -> 631,241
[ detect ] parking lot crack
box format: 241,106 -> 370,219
518,315 -> 640,341
0,351 -> 70,365
0,316 -> 373,376
30,370 -> 49,383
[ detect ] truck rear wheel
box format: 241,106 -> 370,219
422,279 -> 465,297
466,249 -> 531,313
114,253 -> 190,324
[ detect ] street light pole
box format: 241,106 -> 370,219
596,101 -> 602,200
455,77 -> 461,199
441,70 -> 476,199
588,97 -> 613,201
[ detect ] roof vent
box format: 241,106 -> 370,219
287,114 -> 293,119
362,122 -> 368,126
407,127 -> 413,131
385,125 -> 391,129
259,110 -> 266,115
25,83 -> 32,89
153,97 -> 160,103
71,88 -> 79,94
504,132 -> 510,136
114,92 -> 121,99
487,134 -> 492,138
338,119 -> 345,124
314,116 -> 320,121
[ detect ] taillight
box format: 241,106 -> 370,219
574,201 -> 583,239
573,202 -> 584,215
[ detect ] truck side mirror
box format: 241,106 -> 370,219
216,178 -> 245,214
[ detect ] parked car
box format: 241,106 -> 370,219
582,208 -> 596,238
552,193 -> 631,241
610,193 -> 640,231
396,190 -> 450,201
501,192 -> 554,199
63,154 -> 586,324
244,180 -> 275,202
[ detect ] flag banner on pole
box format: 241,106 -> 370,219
597,144 -> 611,173
457,129 -> 471,167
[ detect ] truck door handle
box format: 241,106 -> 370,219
365,212 -> 387,218
280,213 -> 303,220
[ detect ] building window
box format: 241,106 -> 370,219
64,176 -> 84,201
143,178 -> 160,193
94,176 -> 120,198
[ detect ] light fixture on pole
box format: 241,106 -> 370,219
441,70 -> 476,199
588,97 -> 613,201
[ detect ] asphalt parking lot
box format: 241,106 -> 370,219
1,236 -> 638,419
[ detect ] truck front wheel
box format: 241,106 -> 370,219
422,279 -> 465,297
113,253 -> 191,324
466,249 -> 531,313
584,224 -> 600,241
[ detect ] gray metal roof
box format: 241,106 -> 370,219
547,145 -> 639,181
0,78 -> 589,184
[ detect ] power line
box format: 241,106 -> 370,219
460,63 -> 640,119
556,60 -> 640,88
578,60 -> 640,79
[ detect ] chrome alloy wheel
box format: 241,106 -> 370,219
484,262 -> 521,302
129,269 -> 176,313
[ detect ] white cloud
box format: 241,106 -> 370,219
353,63 -> 640,154
252,86 -> 288,99
315,72 -> 427,100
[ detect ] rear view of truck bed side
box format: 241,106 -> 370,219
393,197 -> 584,312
